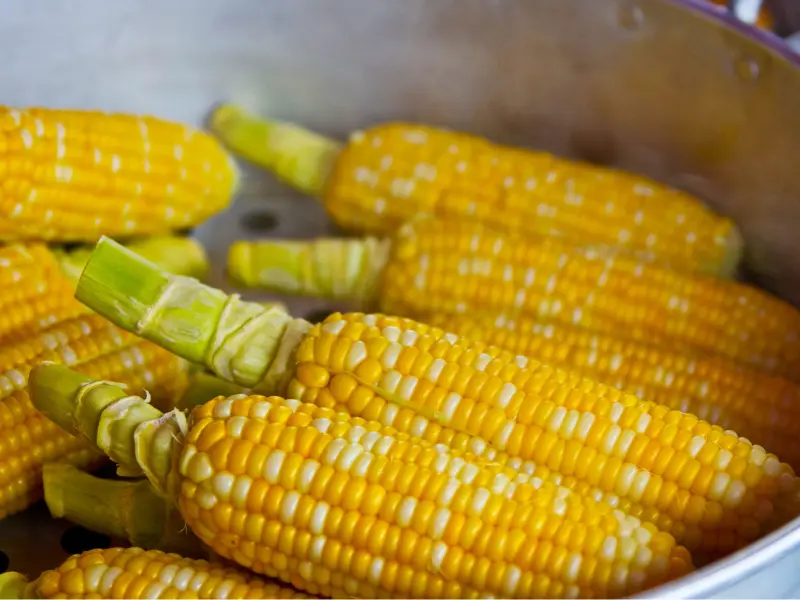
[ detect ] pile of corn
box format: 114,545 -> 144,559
0,102 -> 799,600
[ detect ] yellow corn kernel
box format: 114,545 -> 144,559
0,546 -> 311,599
0,242 -> 87,343
380,219 -> 800,379
0,106 -> 237,242
426,311 -> 800,470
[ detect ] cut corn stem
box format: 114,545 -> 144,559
0,547 -> 314,599
29,364 -> 166,481
56,235 -> 209,285
227,236 -> 389,303
176,372 -> 247,411
76,237 -> 301,387
42,463 -> 204,558
209,104 -> 341,197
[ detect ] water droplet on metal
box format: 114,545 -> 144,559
618,3 -> 644,31
734,56 -> 760,83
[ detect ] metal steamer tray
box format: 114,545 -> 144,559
3,0 -> 800,597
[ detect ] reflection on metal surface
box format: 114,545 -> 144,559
727,0 -> 767,25
733,54 -> 762,81
618,1 -> 646,30
0,0 -> 800,597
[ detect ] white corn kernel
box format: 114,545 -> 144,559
397,497 -> 418,527
280,490 -> 300,523
309,502 -> 330,535
264,450 -> 286,483
469,488 -> 490,515
492,421 -> 515,450
441,393 -> 462,420
400,329 -> 419,347
186,452 -> 214,483
345,341 -> 368,370
398,375 -> 419,400
425,358 -> 446,383
231,475 -> 253,508
382,326 -> 402,342
211,472 -> 235,501
336,444 -> 362,471
380,370 -> 402,394
430,508 -> 451,539
496,382 -> 516,409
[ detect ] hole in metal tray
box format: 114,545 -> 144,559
92,462 -> 120,479
240,210 -> 279,233
0,550 -> 8,574
60,526 -> 111,555
304,309 -> 333,324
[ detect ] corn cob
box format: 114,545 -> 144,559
30,366 -> 694,598
0,106 -> 238,242
43,463 -> 206,559
0,547 -> 313,599
0,312 -> 190,520
228,217 -> 800,379
0,243 -> 84,343
71,238 -> 800,558
210,105 -> 741,277
424,311 -> 800,470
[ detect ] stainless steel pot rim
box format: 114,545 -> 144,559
676,0 -> 800,62
640,512 -> 800,597
631,1 -> 800,596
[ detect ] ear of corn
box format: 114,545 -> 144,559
0,243 -> 85,344
30,365 -> 694,598
425,311 -> 800,470
227,218 -> 800,379
0,547 -> 313,599
0,106 -> 238,242
42,463 -> 206,559
0,312 -> 190,520
210,105 -> 742,277
72,238 -> 800,559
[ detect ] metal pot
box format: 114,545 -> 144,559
3,0 -> 800,596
